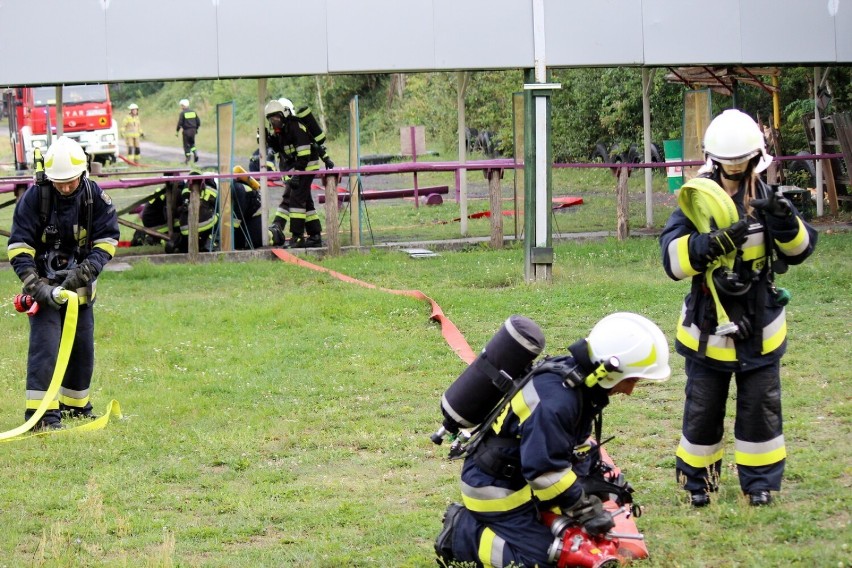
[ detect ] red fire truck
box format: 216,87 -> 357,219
3,84 -> 119,170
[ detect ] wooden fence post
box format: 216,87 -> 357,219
616,166 -> 629,241
188,181 -> 200,261
487,168 -> 504,249
323,173 -> 340,256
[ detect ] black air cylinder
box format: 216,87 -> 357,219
295,106 -> 326,146
439,315 -> 545,434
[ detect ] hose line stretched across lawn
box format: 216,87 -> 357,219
676,177 -> 741,332
0,290 -> 122,442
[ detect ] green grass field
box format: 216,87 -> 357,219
0,233 -> 849,567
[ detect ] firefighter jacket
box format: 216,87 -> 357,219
7,178 -> 119,301
120,114 -> 143,138
460,364 -> 611,516
265,116 -> 320,174
178,179 -> 219,236
176,108 -> 200,133
660,174 -> 817,372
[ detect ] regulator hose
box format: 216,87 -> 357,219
677,178 -> 742,334
1,290 -> 122,442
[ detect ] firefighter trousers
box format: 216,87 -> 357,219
24,304 -> 95,423
450,502 -> 554,567
285,173 -> 321,238
676,358 -> 785,495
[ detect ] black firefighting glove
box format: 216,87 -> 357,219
733,317 -> 753,341
56,259 -> 95,291
21,269 -> 62,311
564,493 -> 615,537
752,189 -> 797,231
706,219 -> 748,261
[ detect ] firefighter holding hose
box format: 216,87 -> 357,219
660,109 -> 817,507
7,136 -> 119,431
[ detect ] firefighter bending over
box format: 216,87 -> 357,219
263,98 -> 333,249
435,313 -> 670,567
6,136 -> 120,430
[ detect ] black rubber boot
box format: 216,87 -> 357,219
304,234 -> 323,248
748,491 -> 772,506
435,503 -> 465,567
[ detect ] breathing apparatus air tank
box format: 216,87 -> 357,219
295,106 -> 326,146
431,315 -> 545,444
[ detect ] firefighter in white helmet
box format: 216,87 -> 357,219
120,103 -> 144,163
7,136 -> 120,430
435,313 -> 670,567
660,109 -> 817,507
263,98 -> 326,248
176,98 -> 200,164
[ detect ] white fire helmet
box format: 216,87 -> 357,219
128,103 -> 139,111
586,312 -> 671,389
179,99 -> 190,107
703,109 -> 773,173
278,98 -> 295,116
44,136 -> 88,183
265,99 -> 286,118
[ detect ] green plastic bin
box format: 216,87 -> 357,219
664,139 -> 684,192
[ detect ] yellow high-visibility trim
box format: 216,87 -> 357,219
462,485 -> 532,513
478,528 -> 498,568
8,245 -> 36,260
735,445 -> 787,467
762,319 -> 786,354
94,242 -> 116,256
676,444 -> 724,469
531,469 -> 577,502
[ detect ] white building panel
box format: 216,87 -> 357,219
0,0 -> 108,86
546,0 -> 645,66
218,0 -> 329,77
326,0 -> 435,73
433,0 -> 534,70
642,0 -> 742,65
105,0 -> 219,82
741,0 -> 837,63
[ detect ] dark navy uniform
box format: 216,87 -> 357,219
176,107 -> 201,163
231,180 -> 263,250
660,173 -> 816,496
7,177 -> 119,424
265,116 -> 322,242
449,363 -> 611,566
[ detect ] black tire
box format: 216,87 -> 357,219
788,151 -> 816,186
591,143 -> 609,163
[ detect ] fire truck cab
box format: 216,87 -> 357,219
4,84 -> 119,171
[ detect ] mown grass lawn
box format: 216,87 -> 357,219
0,233 -> 849,567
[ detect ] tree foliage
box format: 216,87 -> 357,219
110,65 -> 850,160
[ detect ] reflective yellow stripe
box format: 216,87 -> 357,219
462,485 -> 532,513
94,242 -> 117,256
531,469 -> 577,502
776,217 -> 809,256
26,398 -> 60,410
671,235 -> 699,279
8,245 -> 36,260
762,318 -> 786,355
735,438 -> 786,467
676,442 -> 724,469
676,321 -> 737,362
478,528 -> 499,568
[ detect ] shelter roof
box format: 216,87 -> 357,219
664,66 -> 780,96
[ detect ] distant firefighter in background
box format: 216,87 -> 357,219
176,98 -> 201,164
120,103 -> 144,162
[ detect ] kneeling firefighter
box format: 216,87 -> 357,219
660,109 -> 817,507
166,169 -> 219,253
434,313 -> 671,567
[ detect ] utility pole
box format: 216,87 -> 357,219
524,0 -> 560,283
